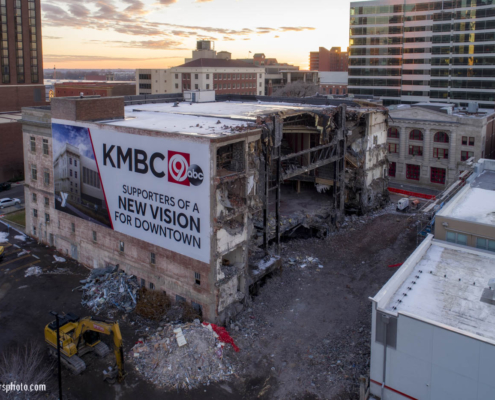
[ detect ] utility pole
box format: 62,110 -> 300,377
49,311 -> 63,400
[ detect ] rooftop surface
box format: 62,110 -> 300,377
437,170 -> 495,226
391,103 -> 495,119
0,112 -> 22,124
374,238 -> 495,344
177,59 -> 263,69
105,101 -> 332,137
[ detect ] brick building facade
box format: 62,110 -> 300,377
136,59 -> 265,96
309,47 -> 348,72
0,0 -> 46,181
54,82 -> 136,98
387,105 -> 495,189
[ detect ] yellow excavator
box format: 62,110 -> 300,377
44,313 -> 125,383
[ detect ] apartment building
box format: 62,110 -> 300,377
387,103 -> 495,188
0,0 -> 45,110
349,0 -> 495,107
309,47 -> 349,71
0,0 -> 46,181
136,59 -> 265,96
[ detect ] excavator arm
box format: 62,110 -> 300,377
73,317 -> 126,382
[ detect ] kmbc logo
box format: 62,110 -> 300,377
168,151 -> 204,186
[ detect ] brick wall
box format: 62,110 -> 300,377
0,86 -> 47,112
0,122 -> 23,181
51,97 -> 125,122
213,73 -> 258,95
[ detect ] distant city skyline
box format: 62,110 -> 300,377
41,0 -> 353,69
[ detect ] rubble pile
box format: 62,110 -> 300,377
131,320 -> 239,390
253,207 -> 334,244
135,287 -> 171,320
81,266 -> 139,315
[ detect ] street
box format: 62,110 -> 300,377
0,182 -> 25,205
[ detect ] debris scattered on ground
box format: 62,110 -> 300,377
14,235 -> 27,241
287,255 -> 321,269
135,288 -> 171,320
131,320 -> 238,390
18,250 -> 29,257
81,267 -> 140,315
25,266 -> 42,277
0,232 -> 8,243
45,267 -> 74,275
53,255 -> 66,263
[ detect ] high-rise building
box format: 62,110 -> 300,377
309,47 -> 348,71
348,0 -> 495,108
0,0 -> 45,181
0,0 -> 45,111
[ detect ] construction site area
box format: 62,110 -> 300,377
0,206 -> 417,400
0,95 -> 417,399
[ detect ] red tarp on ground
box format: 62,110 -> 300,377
203,322 -> 240,352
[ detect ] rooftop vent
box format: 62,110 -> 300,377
467,102 -> 479,113
183,90 -> 215,103
480,278 -> 495,305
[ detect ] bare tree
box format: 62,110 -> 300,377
272,81 -> 322,98
0,343 -> 53,399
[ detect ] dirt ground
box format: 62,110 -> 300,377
0,211 -> 418,400
227,212 -> 419,400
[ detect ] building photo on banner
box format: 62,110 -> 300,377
52,120 -> 211,263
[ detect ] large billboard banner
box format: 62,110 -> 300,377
52,120 -> 210,263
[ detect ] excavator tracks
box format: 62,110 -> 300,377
49,348 -> 86,375
94,341 -> 110,358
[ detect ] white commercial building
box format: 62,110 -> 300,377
349,0 -> 495,108
136,59 -> 265,96
370,234 -> 495,400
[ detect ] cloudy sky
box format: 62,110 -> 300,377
42,0 -> 353,69
52,124 -> 95,160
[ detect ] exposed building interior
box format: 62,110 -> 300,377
210,103 -> 389,315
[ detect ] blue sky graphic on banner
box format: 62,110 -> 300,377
52,123 -> 95,161
52,123 -> 111,228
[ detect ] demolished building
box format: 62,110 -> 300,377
21,94 -> 388,323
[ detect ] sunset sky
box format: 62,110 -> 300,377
41,0 -> 353,70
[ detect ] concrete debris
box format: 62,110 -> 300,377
81,268 -> 140,315
53,255 -> 66,263
287,256 -> 321,269
130,320 -> 238,390
14,235 -> 27,241
253,207 -> 333,244
24,266 -> 42,277
315,184 -> 330,193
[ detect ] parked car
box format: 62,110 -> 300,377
0,198 -> 20,208
0,182 -> 11,192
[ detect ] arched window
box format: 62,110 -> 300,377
434,131 -> 449,143
388,127 -> 399,138
409,129 -> 423,141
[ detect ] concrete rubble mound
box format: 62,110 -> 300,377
81,266 -> 139,314
131,320 -> 238,390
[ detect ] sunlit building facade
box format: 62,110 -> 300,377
349,0 -> 495,107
